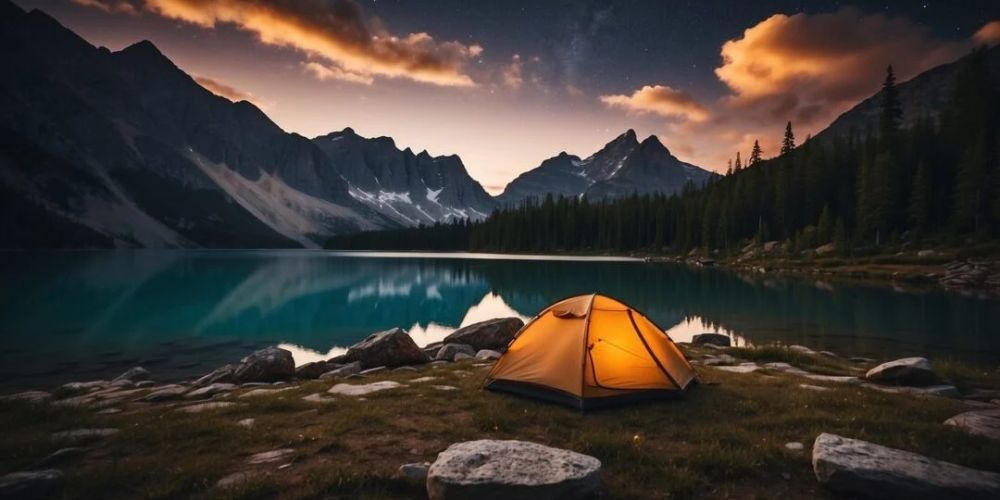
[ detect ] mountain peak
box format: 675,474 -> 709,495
640,134 -> 667,152
340,126 -> 356,136
120,40 -> 164,59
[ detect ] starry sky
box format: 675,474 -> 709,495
15,0 -> 1000,192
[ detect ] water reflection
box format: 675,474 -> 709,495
0,250 -> 997,389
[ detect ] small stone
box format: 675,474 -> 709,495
143,385 -> 189,402
453,353 -> 474,362
237,418 -> 255,429
177,402 -> 237,413
716,363 -> 759,374
474,349 -> 502,361
785,442 -> 804,451
216,471 -> 253,489
433,385 -> 459,391
0,469 -> 64,499
800,384 -> 831,392
328,381 -> 403,396
302,393 -> 336,403
186,383 -> 236,399
399,462 -> 430,480
319,361 -> 362,379
359,366 -> 387,375
50,428 -> 119,444
238,387 -> 293,398
97,408 -> 121,415
788,345 -> 815,355
247,448 -> 294,465
0,391 -> 52,404
411,376 -> 439,383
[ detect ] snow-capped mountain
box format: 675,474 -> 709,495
497,129 -> 712,205
313,128 -> 496,225
0,2 -> 394,248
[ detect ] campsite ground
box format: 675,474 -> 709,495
2,346 -> 999,499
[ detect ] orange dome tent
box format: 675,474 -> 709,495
484,293 -> 698,410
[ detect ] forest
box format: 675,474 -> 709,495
327,48 -> 999,255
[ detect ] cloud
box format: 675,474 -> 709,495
714,7 -> 971,127
501,55 -> 524,89
599,85 -> 709,123
974,21 -> 1000,46
105,0 -> 481,87
194,75 -> 271,109
71,0 -> 137,14
303,61 -> 374,85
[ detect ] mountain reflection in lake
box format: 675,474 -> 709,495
0,250 -> 997,388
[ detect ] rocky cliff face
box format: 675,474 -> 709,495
314,128 -> 496,225
497,129 -> 712,205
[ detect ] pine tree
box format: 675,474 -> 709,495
749,140 -> 763,166
781,122 -> 795,155
879,65 -> 902,141
817,206 -> 833,244
734,152 -> 742,171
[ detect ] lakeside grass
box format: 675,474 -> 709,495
1,349 -> 998,499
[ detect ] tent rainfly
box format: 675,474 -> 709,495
484,293 -> 698,410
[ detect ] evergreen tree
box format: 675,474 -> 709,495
879,65 -> 902,141
781,122 -> 795,155
734,151 -> 742,171
909,159 -> 931,231
749,140 -> 763,165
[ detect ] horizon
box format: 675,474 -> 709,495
13,0 -> 1000,194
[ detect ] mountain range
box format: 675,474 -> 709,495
0,1 -> 986,249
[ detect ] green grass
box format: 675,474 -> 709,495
1,358 -> 998,499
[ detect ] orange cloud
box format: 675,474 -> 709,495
302,61 -> 374,85
715,8 -> 971,126
974,21 -> 1000,46
140,0 -> 481,87
599,85 -> 709,123
71,0 -> 137,14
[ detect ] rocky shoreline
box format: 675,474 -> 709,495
1,320 -> 999,498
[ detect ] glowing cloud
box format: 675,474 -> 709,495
303,62 -> 374,85
71,0 -> 137,14
501,54 -> 524,89
194,75 -> 271,110
135,0 -> 481,87
974,21 -> 1000,46
599,85 -> 709,123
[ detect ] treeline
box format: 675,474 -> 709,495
327,48 -> 1000,255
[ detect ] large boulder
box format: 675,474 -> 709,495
691,333 -> 731,347
945,409 -> 1000,441
426,440 -> 601,500
344,328 -> 429,368
442,318 -> 524,351
233,346 -> 295,383
865,357 -> 939,386
435,343 -> 476,362
812,432 -> 1000,499
0,470 -> 64,499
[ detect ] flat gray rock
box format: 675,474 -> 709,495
865,357 -> 939,386
143,385 -> 189,402
237,418 -> 255,429
861,383 -> 959,398
410,376 -> 439,383
800,384 -> 831,392
0,391 -> 52,404
216,471 -> 254,488
716,363 -> 759,373
945,409 -> 1000,441
453,353 -> 475,362
435,343 -> 476,362
247,448 -> 295,464
812,432 -> 1000,499
113,366 -> 151,383
427,440 -> 601,500
319,361 -> 362,379
186,383 -> 236,399
0,469 -> 64,499
433,385 -> 459,391
302,393 -> 336,403
238,387 -> 293,398
50,428 -> 119,444
474,349 -> 502,361
328,381 -> 404,396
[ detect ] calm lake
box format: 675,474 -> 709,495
1,250 -> 997,389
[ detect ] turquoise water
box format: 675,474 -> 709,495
1,250 -> 997,388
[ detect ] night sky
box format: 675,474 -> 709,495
15,0 -> 1000,192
